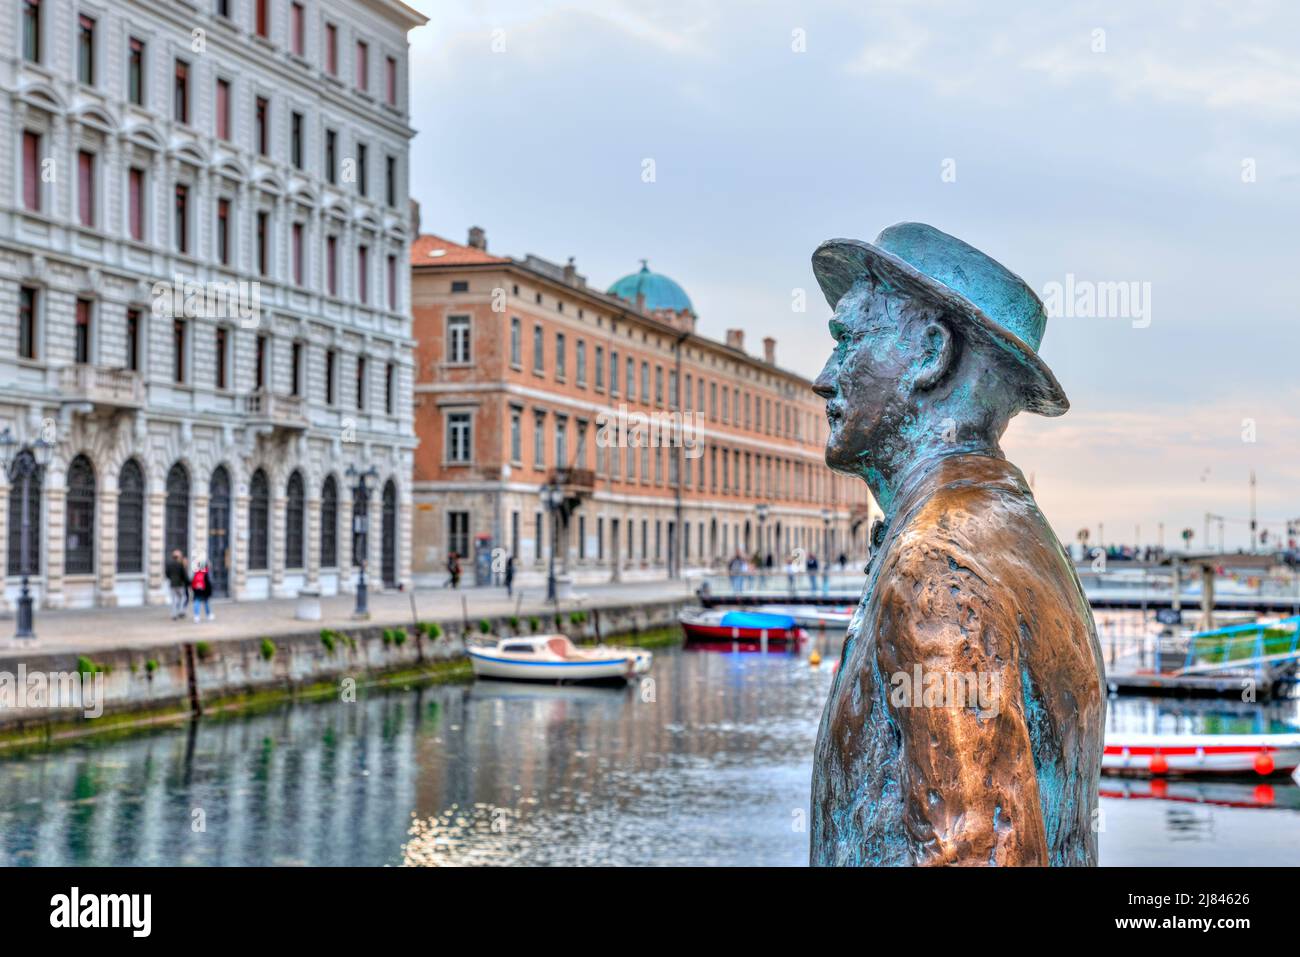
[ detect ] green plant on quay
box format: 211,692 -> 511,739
260,638 -> 276,661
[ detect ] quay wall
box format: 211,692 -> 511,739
0,599 -> 690,746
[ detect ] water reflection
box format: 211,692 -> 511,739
0,644 -> 1297,866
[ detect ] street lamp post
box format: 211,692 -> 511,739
541,482 -> 564,603
0,427 -> 54,641
346,464 -> 378,620
755,502 -> 769,586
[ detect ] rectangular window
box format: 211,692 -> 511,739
325,130 -> 337,184
126,308 -> 140,372
655,365 -> 663,404
22,131 -> 41,212
255,0 -> 269,38
510,408 -> 522,462
357,144 -> 367,196
255,334 -> 267,389
384,363 -> 394,414
610,350 -> 619,394
576,340 -> 586,386
291,112 -> 303,168
387,255 -> 397,309
448,512 -> 469,561
291,341 -> 302,395
641,362 -> 650,402
386,56 -> 397,105
626,357 -> 635,399
292,222 -> 304,284
215,327 -> 228,389
174,60 -> 189,124
256,210 -> 269,275
216,198 -> 231,264
325,349 -> 337,404
555,333 -> 566,379
174,183 -> 189,253
533,324 -> 544,372
595,345 -> 605,389
510,317 -> 521,366
385,155 -> 396,206
447,316 -> 470,363
533,411 -> 546,467
447,413 -> 471,463
356,40 -> 369,91
74,299 -> 91,364
128,37 -> 145,105
555,417 -> 567,466
290,2 -> 305,56
77,151 -> 95,227
216,78 -> 230,140
326,235 -> 338,295
355,356 -> 366,410
326,24 -> 338,74
357,245 -> 368,303
255,96 -> 269,155
77,14 -> 95,85
172,319 -> 186,383
18,288 -> 37,360
22,0 -> 40,63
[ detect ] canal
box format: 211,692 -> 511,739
1,639 -> 1297,866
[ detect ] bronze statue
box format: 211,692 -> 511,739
809,223 -> 1105,866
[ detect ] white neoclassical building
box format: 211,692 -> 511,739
0,0 -> 426,609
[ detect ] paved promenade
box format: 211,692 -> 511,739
0,579 -> 695,655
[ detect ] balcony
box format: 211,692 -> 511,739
549,468 -> 595,493
243,391 -> 308,431
60,365 -> 145,410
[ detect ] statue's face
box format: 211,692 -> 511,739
812,281 -> 917,480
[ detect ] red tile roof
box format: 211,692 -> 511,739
410,233 -> 509,267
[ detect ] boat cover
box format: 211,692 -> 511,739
719,611 -> 796,630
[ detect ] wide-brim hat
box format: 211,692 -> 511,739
811,223 -> 1068,416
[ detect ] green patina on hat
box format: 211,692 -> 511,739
812,222 -> 1068,417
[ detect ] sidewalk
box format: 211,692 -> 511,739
0,579 -> 695,655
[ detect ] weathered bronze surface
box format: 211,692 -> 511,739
809,223 -> 1105,866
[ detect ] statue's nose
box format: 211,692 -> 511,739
812,377 -> 835,401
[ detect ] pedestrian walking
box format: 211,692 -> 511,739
165,550 -> 188,620
447,552 -> 461,589
504,553 -> 515,597
191,561 -> 214,623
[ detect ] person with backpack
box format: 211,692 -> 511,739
191,561 -> 213,623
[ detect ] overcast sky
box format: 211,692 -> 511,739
406,0 -> 1300,552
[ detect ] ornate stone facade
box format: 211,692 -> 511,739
1,0 -> 425,608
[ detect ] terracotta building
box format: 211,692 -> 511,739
409,227 -> 879,587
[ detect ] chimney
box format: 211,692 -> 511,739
408,199 -> 421,235
763,336 -> 776,364
726,328 -> 745,351
467,226 -> 486,250
563,256 -> 577,284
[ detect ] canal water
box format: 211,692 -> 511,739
1,639 -> 1297,866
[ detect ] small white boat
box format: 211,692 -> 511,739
1102,731 -> 1300,778
466,635 -> 652,684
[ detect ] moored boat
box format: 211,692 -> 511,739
466,635 -> 652,684
755,604 -> 853,629
1102,731 -> 1300,778
679,608 -> 808,645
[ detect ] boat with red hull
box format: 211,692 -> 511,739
679,608 -> 808,646
1102,731 -> 1300,778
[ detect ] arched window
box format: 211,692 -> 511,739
381,479 -> 397,587
320,475 -> 338,567
164,462 -> 189,563
117,459 -> 145,573
6,450 -> 43,576
248,468 -> 269,570
65,454 -> 96,575
285,470 -> 304,569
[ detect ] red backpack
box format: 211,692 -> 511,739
192,568 -> 207,591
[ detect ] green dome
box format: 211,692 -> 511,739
607,261 -> 693,313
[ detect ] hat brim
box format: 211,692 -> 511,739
812,239 -> 1069,417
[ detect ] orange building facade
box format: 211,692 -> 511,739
409,228 -> 879,586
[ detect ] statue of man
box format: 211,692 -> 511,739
809,223 -> 1105,866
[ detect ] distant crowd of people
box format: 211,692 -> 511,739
163,550 -> 215,623
726,550 -> 848,593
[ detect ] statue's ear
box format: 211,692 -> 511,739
913,320 -> 954,391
